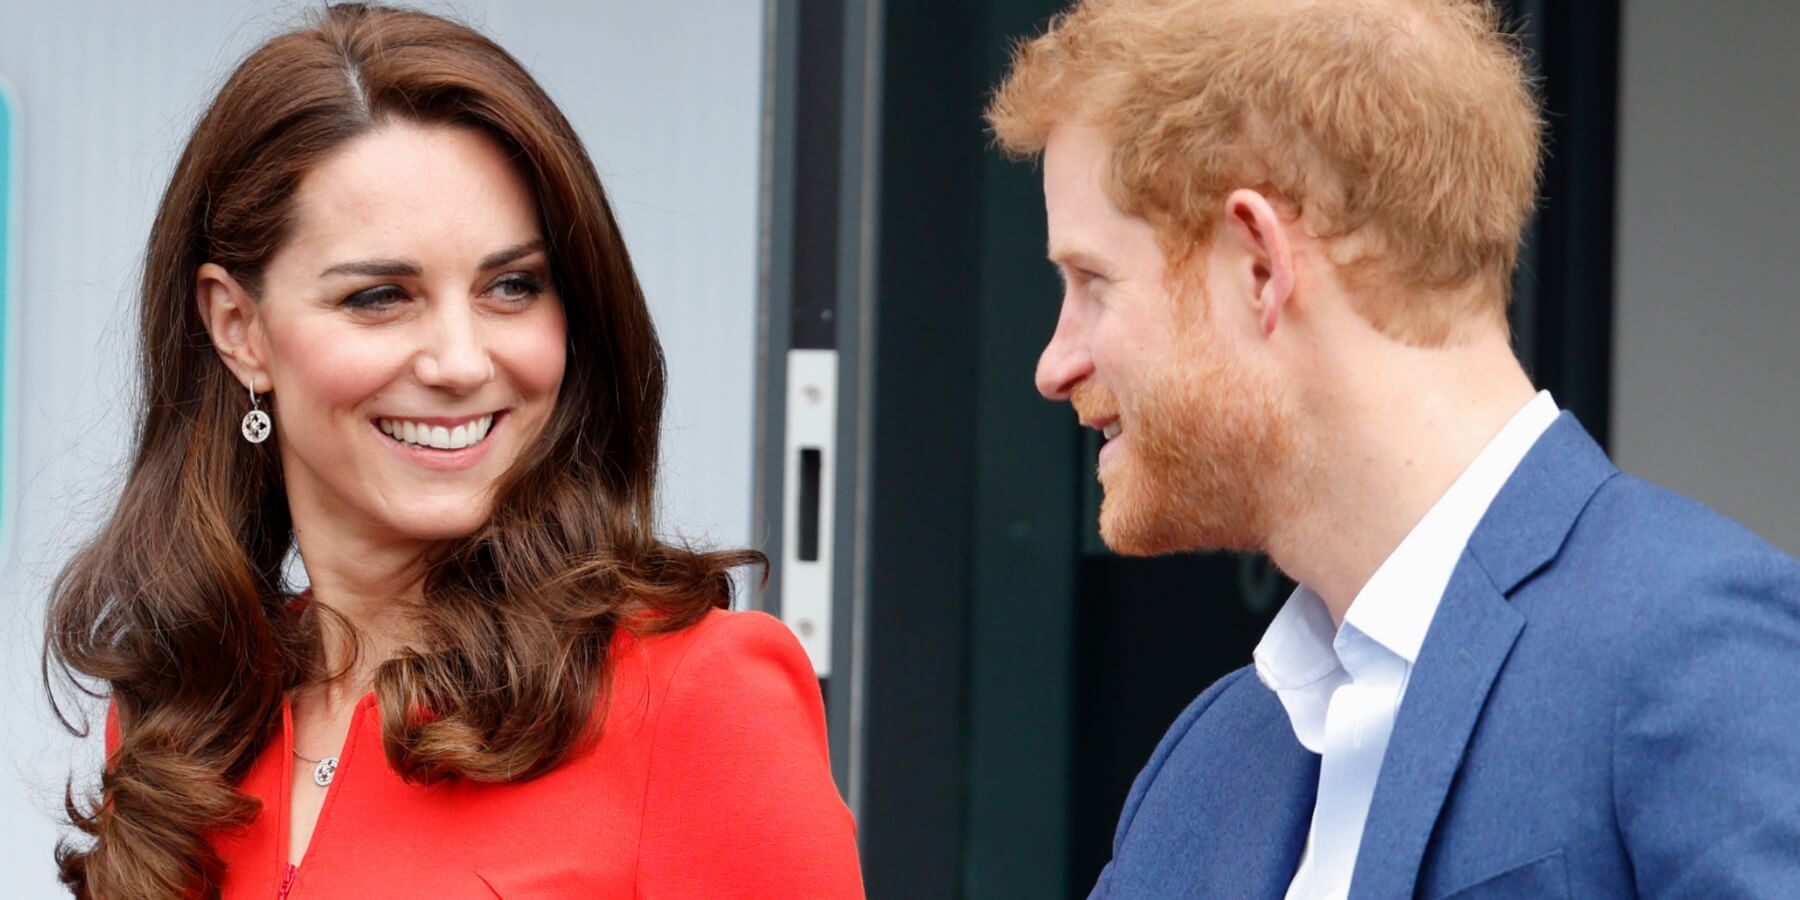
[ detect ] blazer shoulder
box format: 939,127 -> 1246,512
1580,485 -> 1800,897
1155,667 -> 1261,752
1528,473 -> 1800,678
1115,666 -> 1289,822
1570,474 -> 1800,614
1145,665 -> 1298,777
1098,665 -> 1317,898
1586,474 -> 1791,561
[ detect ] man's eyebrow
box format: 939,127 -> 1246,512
1048,246 -> 1109,275
317,239 -> 547,279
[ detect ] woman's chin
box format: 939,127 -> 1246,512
381,506 -> 493,544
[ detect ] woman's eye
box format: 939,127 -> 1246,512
490,273 -> 546,304
343,285 -> 408,311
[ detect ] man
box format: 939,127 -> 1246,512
987,0 -> 1800,897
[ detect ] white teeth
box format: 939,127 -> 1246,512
377,415 -> 495,450
1102,422 -> 1121,441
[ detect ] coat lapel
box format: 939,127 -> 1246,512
1345,562 -> 1521,900
1222,703 -> 1320,898
1346,414 -> 1618,899
1256,746 -> 1324,897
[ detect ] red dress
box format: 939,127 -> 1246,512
108,609 -> 864,898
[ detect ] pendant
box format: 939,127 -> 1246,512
312,756 -> 339,787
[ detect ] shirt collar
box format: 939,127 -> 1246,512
1252,390 -> 1560,747
1252,584 -> 1342,751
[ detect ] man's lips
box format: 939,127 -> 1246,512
1082,415 -> 1122,441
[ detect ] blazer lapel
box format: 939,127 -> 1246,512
1227,709 -> 1321,898
1346,414 -> 1618,899
1346,562 -> 1522,900
1260,747 -> 1324,897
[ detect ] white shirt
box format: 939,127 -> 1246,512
1255,391 -> 1561,900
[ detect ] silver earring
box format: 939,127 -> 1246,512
242,384 -> 272,444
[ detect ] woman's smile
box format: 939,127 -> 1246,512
372,410 -> 509,471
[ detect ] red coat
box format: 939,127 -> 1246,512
108,609 -> 864,898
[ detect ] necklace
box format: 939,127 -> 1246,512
293,748 -> 339,787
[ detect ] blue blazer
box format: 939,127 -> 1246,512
1091,415 -> 1800,899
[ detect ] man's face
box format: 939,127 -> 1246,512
1036,124 -> 1293,555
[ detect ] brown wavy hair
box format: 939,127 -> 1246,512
42,5 -> 763,898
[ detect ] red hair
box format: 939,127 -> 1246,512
988,0 -> 1543,343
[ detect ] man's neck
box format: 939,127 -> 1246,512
1265,330 -> 1537,624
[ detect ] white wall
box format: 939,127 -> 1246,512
1614,0 -> 1800,556
0,1 -> 764,891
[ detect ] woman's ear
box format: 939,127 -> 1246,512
196,263 -> 271,392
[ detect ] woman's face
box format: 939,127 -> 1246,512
226,120 -> 567,549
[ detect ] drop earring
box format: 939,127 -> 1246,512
242,384 -> 272,444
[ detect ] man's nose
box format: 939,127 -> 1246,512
1035,300 -> 1092,401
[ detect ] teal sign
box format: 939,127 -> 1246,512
0,76 -> 15,557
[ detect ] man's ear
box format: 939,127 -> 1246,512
1221,189 -> 1296,336
196,263 -> 271,393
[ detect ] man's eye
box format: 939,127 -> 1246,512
1072,266 -> 1106,285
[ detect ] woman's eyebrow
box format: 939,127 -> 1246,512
319,257 -> 420,278
315,239 -> 545,279
479,238 -> 547,271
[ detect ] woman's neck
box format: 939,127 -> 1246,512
294,526 -> 433,699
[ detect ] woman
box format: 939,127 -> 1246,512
43,5 -> 863,898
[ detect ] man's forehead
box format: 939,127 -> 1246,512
1046,206 -> 1111,271
1043,123 -> 1139,265
1042,123 -> 1110,199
